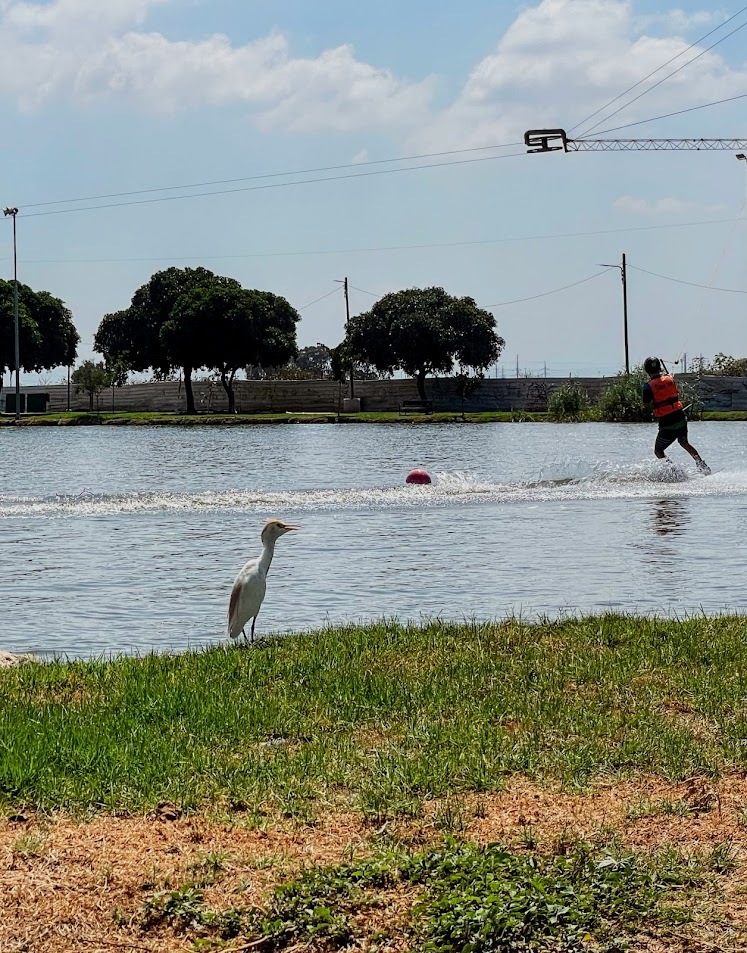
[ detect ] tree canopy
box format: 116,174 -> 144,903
165,285 -> 298,413
71,360 -> 111,411
0,279 -> 79,385
295,344 -> 332,378
94,267 -> 243,413
346,286 -> 504,400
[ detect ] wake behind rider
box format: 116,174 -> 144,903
642,357 -> 710,474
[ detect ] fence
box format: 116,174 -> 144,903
5,375 -> 747,415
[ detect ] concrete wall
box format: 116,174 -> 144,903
696,376 -> 747,411
5,374 -> 747,414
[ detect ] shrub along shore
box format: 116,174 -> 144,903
1,408 -> 746,426
3,615 -> 746,951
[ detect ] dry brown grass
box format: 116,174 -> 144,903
2,775 -> 747,953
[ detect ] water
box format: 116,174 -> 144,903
2,422 -> 746,659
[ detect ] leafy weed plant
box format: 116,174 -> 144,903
140,840 -> 715,951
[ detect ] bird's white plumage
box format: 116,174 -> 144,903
226,519 -> 299,641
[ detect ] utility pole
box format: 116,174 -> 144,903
598,252 -> 629,374
335,276 -> 354,398
67,365 -> 71,411
3,207 -> 20,420
516,354 -> 519,378
622,253 -> 629,375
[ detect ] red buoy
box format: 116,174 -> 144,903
406,468 -> 432,485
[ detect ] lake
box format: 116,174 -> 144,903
2,421 -> 746,659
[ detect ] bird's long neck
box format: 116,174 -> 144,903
259,537 -> 276,575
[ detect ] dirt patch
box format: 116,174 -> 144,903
2,775 -> 747,952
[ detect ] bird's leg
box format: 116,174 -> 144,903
241,627 -> 248,643
250,617 -> 256,643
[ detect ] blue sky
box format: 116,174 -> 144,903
1,0 -> 746,381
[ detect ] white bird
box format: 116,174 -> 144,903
226,519 -> 300,642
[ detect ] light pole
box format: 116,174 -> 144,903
598,253 -> 629,374
737,153 -> 747,194
3,207 -> 20,420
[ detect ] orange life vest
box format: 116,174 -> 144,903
649,374 -> 683,418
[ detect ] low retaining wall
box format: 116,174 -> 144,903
5,375 -> 747,414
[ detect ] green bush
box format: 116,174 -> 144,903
597,369 -> 649,422
547,382 -> 589,421
677,377 -> 704,420
597,369 -> 703,423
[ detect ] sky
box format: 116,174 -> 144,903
1,0 -> 746,381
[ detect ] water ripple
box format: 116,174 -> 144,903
1,463 -> 743,519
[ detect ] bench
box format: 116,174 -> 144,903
399,399 -> 433,415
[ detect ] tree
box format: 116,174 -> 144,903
164,286 -> 299,413
453,367 -> 485,420
0,279 -> 79,387
329,341 -> 381,385
704,353 -> 747,376
23,289 -> 79,372
295,344 -> 332,378
94,267 -> 241,413
347,287 -> 504,401
72,360 -> 110,411
94,309 -> 147,373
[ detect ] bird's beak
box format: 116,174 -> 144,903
284,524 -> 301,532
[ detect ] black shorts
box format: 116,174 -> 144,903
655,424 -> 688,454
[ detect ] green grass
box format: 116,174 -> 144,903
2,409 -> 548,425
138,838 -> 721,950
2,616 -> 747,815
3,409 -> 745,426
702,410 -> 747,421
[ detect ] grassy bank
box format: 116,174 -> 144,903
4,616 -> 747,952
2,409 -> 747,426
2,409 -> 541,425
2,616 -> 746,816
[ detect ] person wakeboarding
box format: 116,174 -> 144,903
642,357 -> 710,474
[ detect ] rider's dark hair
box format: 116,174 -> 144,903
643,357 -> 662,375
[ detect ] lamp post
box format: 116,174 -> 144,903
597,253 -> 629,375
3,207 -> 20,420
737,153 -> 747,193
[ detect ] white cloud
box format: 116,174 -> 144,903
614,194 -> 727,214
0,0 -> 434,128
614,194 -> 693,213
634,9 -> 727,34
5,0 -> 165,36
412,0 -> 747,150
0,0 -> 744,144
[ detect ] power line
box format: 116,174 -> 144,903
298,287 -> 341,311
9,151 -> 526,220
485,269 -> 611,307
578,18 -> 747,138
590,91 -> 747,137
348,285 -> 381,298
19,141 -> 523,210
570,4 -> 747,135
3,215 -> 744,264
629,263 -> 747,293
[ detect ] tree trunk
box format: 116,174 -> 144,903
219,370 -> 236,415
415,369 -> 427,402
183,366 -> 195,414
88,389 -> 94,411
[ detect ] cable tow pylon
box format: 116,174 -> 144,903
524,129 -> 747,153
